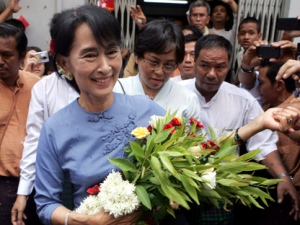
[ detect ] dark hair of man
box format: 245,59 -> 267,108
134,19 -> 185,64
261,61 -> 295,93
195,34 -> 232,61
182,25 -> 203,37
184,34 -> 200,44
0,23 -> 27,58
49,5 -> 121,93
189,1 -> 211,15
238,17 -> 261,33
5,18 -> 26,32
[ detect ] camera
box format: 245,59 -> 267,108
257,46 -> 282,59
277,18 -> 300,31
35,51 -> 49,64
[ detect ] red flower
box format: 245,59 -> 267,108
207,140 -> 215,147
147,125 -> 152,132
189,117 -> 204,129
86,184 -> 100,195
201,143 -> 208,149
49,39 -> 55,53
163,123 -> 176,134
170,117 -> 181,126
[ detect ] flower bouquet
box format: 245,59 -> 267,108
76,111 -> 281,221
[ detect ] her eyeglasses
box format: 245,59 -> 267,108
142,58 -> 177,73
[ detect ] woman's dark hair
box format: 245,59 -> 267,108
26,46 -> 42,53
134,19 -> 185,64
0,23 -> 27,58
195,34 -> 232,61
49,5 -> 121,93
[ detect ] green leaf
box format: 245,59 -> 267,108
154,129 -> 171,143
236,149 -> 262,162
261,179 -> 282,186
217,162 -> 265,173
150,156 -> 163,178
181,168 -> 202,182
243,186 -> 274,200
136,185 -> 152,210
248,195 -> 264,209
159,153 -> 178,177
181,175 -> 199,204
217,179 -> 249,187
215,145 -> 237,159
208,126 -> 217,140
198,188 -> 222,199
108,158 -> 137,172
130,141 -> 145,157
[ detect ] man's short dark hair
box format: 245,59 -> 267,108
238,17 -> 261,33
261,61 -> 295,93
195,34 -> 232,61
0,23 -> 27,58
189,1 -> 211,15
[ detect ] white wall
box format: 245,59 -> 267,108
13,0 -> 85,51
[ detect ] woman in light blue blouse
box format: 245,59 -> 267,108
34,5 -> 165,225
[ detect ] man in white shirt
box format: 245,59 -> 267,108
180,34 -> 299,224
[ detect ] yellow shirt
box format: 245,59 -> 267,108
0,70 -> 39,177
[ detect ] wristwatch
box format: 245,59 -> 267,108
277,173 -> 294,183
240,66 -> 254,73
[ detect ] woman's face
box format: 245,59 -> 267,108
63,23 -> 122,103
137,49 -> 177,93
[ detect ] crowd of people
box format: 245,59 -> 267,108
1,0 -> 300,224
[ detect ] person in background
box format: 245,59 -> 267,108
21,46 -> 46,77
233,17 -> 262,84
236,61 -> 300,225
11,11 -> 81,225
173,34 -> 202,82
180,34 -> 300,223
187,0 -> 212,35
114,19 -> 201,123
34,5 -> 165,225
0,23 -> 40,225
0,0 -> 21,22
181,24 -> 203,36
209,0 -> 238,46
238,39 -> 297,107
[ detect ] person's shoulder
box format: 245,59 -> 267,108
220,82 -> 257,100
114,93 -> 164,111
19,70 -> 40,87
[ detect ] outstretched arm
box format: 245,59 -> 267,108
0,0 -> 21,22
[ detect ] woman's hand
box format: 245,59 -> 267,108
11,195 -> 28,225
91,208 -> 142,225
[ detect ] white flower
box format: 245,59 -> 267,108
201,171 -> 216,190
75,171 -> 140,218
75,195 -> 101,215
187,145 -> 202,157
149,115 -> 163,129
98,171 -> 140,218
